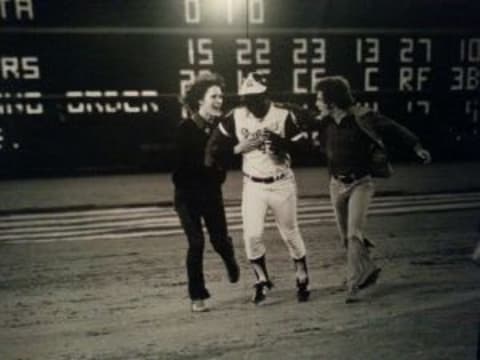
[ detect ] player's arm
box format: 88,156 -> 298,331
234,137 -> 264,155
211,111 -> 263,156
265,111 -> 310,154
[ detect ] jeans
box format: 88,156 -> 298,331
174,186 -> 235,300
329,176 -> 378,288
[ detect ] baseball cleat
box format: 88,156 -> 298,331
296,279 -> 310,302
345,286 -> 360,304
191,299 -> 209,312
252,280 -> 273,305
472,243 -> 480,265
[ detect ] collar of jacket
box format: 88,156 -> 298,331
192,113 -> 215,131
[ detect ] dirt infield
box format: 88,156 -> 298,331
1,162 -> 480,359
1,209 -> 479,359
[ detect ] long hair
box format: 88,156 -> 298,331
182,72 -> 225,113
316,76 -> 355,110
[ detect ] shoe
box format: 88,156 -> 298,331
472,243 -> 480,265
191,299 -> 209,312
345,286 -> 360,304
252,280 -> 273,305
226,258 -> 240,283
358,267 -> 382,290
364,237 -> 375,249
296,278 -> 310,302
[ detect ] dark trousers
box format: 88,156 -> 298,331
174,186 -> 235,300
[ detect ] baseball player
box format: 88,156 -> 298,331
205,72 -> 310,304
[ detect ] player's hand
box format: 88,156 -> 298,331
414,144 -> 432,164
234,137 -> 263,154
262,130 -> 287,152
262,129 -> 280,142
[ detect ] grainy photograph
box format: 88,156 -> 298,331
1,1 -> 479,359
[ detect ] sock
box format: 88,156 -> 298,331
250,255 -> 269,283
294,256 -> 308,283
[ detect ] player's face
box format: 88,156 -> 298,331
198,85 -> 224,118
244,93 -> 269,118
315,91 -> 330,115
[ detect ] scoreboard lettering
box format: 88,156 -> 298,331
1,1 -> 478,111
65,90 -> 160,115
0,0 -> 479,166
0,0 -> 34,20
1,56 -> 39,80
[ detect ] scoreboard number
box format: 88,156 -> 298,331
465,100 -> 479,123
292,38 -> 326,65
236,38 -> 271,65
187,38 -> 214,65
184,0 -> 264,24
407,100 -> 431,115
459,38 -> 480,62
356,38 -> 379,63
400,38 -> 432,63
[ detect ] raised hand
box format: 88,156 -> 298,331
234,136 -> 264,154
415,146 -> 432,164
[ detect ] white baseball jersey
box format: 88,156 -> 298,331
219,103 -> 294,178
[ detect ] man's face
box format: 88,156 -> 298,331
244,93 -> 269,118
315,91 -> 330,115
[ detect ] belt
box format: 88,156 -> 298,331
333,172 -> 369,184
244,172 -> 287,184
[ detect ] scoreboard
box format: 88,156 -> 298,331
1,0 -> 479,175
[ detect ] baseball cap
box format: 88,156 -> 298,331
238,72 -> 268,96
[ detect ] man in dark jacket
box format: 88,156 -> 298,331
313,76 -> 431,303
172,73 -> 239,312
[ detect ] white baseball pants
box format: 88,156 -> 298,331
241,173 -> 306,260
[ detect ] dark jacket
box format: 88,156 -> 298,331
315,106 -> 420,177
172,116 -> 226,189
316,106 -> 420,154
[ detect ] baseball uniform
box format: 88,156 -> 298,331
206,73 -> 310,303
